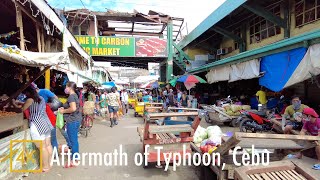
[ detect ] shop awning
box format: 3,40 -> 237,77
259,47 -> 308,92
205,59 -> 260,84
260,44 -> 320,92
229,59 -> 260,82
0,46 -> 69,67
284,44 -> 320,89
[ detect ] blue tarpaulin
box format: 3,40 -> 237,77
259,47 -> 307,92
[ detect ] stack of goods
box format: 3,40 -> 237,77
0,110 -> 16,117
223,104 -> 251,116
193,125 -> 224,154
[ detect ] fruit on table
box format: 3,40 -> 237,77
200,144 -> 217,154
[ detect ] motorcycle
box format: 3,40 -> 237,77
237,107 -> 284,133
198,109 -> 211,123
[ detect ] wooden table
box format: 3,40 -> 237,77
190,132 -> 320,180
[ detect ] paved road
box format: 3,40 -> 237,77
27,110 -> 201,180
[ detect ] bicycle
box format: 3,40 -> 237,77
79,114 -> 93,137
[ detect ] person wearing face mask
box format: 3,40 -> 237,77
282,96 -> 309,134
58,81 -> 82,168
287,108 -> 320,170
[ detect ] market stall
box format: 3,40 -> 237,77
0,43 -> 69,178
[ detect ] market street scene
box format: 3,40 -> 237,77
1,0 -> 320,179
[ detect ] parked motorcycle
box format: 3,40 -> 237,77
198,109 -> 211,123
237,109 -> 282,132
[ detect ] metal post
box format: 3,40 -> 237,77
166,19 -> 173,82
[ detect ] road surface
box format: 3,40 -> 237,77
27,110 -> 202,180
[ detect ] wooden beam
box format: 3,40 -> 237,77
0,66 -> 51,109
235,132 -> 320,141
242,2 -> 287,28
36,25 -> 42,52
41,29 -> 45,52
101,30 -> 162,36
16,7 -> 25,50
15,1 -> 37,23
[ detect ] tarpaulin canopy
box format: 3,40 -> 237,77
132,75 -> 159,83
259,47 -> 308,92
140,81 -> 159,89
284,43 -> 320,88
229,59 -> 260,82
0,46 -> 69,67
205,66 -> 230,84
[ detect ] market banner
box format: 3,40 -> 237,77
75,36 -> 167,57
135,37 -> 167,57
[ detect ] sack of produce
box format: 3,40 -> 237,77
206,125 -> 223,145
223,104 -> 231,111
231,104 -> 242,112
242,105 -> 251,110
234,112 -> 241,116
226,110 -> 234,116
193,126 -> 208,143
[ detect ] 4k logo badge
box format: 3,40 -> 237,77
9,140 -> 42,173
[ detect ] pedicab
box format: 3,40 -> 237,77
134,98 -> 145,117
128,96 -> 136,108
137,111 -> 201,168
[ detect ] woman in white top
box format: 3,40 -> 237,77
106,87 -> 122,127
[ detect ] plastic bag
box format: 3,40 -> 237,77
49,98 -> 63,111
206,126 -> 223,137
56,112 -> 64,129
206,126 -> 223,145
193,126 -> 208,143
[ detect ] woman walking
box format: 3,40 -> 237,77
14,87 -> 53,172
58,82 -> 82,167
106,87 -> 121,127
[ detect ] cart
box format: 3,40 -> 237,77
137,111 -> 201,167
128,97 -> 136,109
134,99 -> 145,117
143,103 -> 163,122
202,105 -> 239,127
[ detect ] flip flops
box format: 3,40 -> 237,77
313,164 -> 320,170
64,163 -> 76,168
287,154 -> 301,159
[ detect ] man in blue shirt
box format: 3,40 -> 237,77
31,83 -> 57,103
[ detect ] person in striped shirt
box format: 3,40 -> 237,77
14,87 -> 53,172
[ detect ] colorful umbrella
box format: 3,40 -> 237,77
169,77 -> 178,87
177,74 -> 207,83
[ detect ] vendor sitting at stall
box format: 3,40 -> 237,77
282,96 -> 309,134
288,108 -> 320,170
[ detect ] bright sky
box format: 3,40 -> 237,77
47,0 -> 226,34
